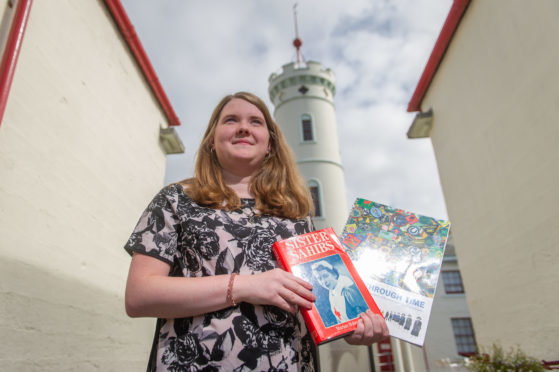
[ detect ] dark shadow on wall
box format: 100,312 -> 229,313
0,256 -> 153,370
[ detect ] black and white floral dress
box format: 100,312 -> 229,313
125,184 -> 318,372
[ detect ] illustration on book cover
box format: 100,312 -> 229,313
272,227 -> 382,345
341,198 -> 451,346
292,254 -> 369,328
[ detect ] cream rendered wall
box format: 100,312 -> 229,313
0,0 -> 169,370
420,0 -> 559,359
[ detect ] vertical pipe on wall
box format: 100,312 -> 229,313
0,0 -> 32,128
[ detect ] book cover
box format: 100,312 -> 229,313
272,227 -> 383,345
341,198 -> 451,346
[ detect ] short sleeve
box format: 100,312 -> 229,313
124,186 -> 181,265
307,215 -> 316,232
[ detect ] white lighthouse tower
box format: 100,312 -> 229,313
267,17 -> 348,234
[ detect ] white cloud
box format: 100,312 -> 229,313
120,0 -> 451,220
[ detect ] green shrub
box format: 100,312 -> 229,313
466,343 -> 545,372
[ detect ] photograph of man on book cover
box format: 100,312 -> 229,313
293,254 -> 369,328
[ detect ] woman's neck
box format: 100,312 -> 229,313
221,168 -> 254,198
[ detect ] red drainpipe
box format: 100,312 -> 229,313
0,0 -> 33,128
103,0 -> 181,126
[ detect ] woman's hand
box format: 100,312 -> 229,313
344,310 -> 389,345
234,269 -> 315,314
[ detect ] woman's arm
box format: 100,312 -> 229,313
125,253 -> 315,319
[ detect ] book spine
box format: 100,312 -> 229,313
271,242 -> 290,272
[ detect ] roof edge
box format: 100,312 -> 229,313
103,0 -> 181,126
407,0 -> 471,112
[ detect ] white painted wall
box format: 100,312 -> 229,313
420,0 -> 559,359
0,0 -> 169,369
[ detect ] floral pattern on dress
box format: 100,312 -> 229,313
125,184 -> 317,371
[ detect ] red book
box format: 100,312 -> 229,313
272,227 -> 383,345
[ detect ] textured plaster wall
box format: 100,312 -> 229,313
0,0 -> 169,369
421,0 -> 559,359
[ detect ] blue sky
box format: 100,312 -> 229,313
121,0 -> 452,220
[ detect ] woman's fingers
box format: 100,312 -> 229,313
276,271 -> 315,311
274,291 -> 299,314
278,285 -> 313,311
292,274 -> 314,290
345,311 -> 389,345
283,273 -> 315,302
239,269 -> 315,312
361,311 -> 376,340
374,312 -> 390,339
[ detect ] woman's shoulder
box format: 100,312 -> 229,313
154,183 -> 182,199
160,181 -> 191,199
148,182 -> 195,210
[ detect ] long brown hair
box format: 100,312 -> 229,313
180,92 -> 313,219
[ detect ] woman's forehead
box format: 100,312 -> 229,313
220,98 -> 264,118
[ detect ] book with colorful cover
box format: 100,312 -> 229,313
271,227 -> 383,345
341,198 -> 451,346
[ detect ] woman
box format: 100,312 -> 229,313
124,92 -> 388,371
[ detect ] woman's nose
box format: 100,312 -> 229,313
237,120 -> 250,134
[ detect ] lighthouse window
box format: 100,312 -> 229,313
301,114 -> 314,142
309,180 -> 322,217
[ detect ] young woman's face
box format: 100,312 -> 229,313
213,98 -> 271,175
316,269 -> 337,290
